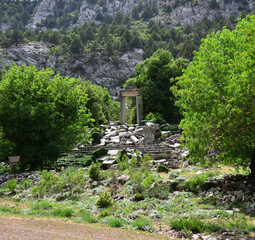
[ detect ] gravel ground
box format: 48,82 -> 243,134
0,216 -> 173,240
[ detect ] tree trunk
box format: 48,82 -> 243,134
249,151 -> 255,182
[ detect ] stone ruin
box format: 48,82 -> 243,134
75,87 -> 189,169
77,121 -> 189,170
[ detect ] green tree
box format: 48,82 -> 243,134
172,15 -> 255,180
125,49 -> 189,123
11,29 -> 24,46
0,65 -> 92,169
81,81 -> 112,125
70,35 -> 84,54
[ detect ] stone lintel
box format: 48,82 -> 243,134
120,89 -> 140,97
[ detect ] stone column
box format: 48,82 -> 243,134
121,96 -> 126,124
136,95 -> 142,124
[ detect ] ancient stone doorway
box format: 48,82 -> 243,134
120,87 -> 142,124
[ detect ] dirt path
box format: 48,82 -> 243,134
0,216 -> 174,240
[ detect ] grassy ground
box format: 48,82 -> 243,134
0,160 -> 254,239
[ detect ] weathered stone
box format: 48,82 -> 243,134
130,135 -> 139,145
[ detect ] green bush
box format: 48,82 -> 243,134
156,164 -> 169,173
51,208 -> 75,218
132,217 -> 154,232
134,192 -> 144,201
90,127 -> 101,144
108,217 -> 124,228
88,161 -> 101,181
32,201 -> 53,210
170,217 -> 222,233
96,191 -> 114,208
0,162 -> 12,175
20,179 -> 33,190
144,185 -> 170,200
184,171 -> 219,192
99,207 -> 114,217
116,151 -> 130,171
80,155 -> 93,167
92,148 -> 108,160
145,112 -> 166,125
6,178 -> 17,191
80,209 -> 97,223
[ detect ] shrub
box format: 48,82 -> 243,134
96,191 -> 114,208
134,192 -> 144,201
132,217 -> 154,232
184,171 -> 219,192
92,148 -> 108,160
90,127 -> 101,144
156,164 -> 169,173
168,170 -> 179,179
144,185 -> 170,200
31,186 -> 39,198
6,178 -> 17,191
19,179 -> 33,190
170,217 -> 222,233
99,207 -> 114,217
80,209 -> 97,223
51,208 -> 75,218
145,112 -> 166,125
32,201 -> 53,210
88,161 -> 101,181
129,169 -> 144,193
108,217 -> 124,228
116,151 -> 130,171
0,162 -> 11,175
80,156 -> 93,167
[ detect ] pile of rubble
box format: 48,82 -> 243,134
78,122 -> 188,169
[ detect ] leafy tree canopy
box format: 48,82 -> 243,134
0,64 -> 93,169
80,81 -> 120,125
125,49 -> 189,123
172,15 -> 255,179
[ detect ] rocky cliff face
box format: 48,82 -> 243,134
0,43 -> 143,98
161,0 -> 255,26
25,0 -> 255,29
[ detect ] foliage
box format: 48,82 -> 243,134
0,162 -> 11,175
116,150 -> 129,171
90,127 -> 102,145
32,201 -> 53,210
88,161 -> 101,181
156,164 -> 169,173
80,209 -> 98,223
79,81 -> 112,125
108,217 -> 124,228
169,217 -> 222,233
51,208 -> 75,218
6,178 -> 17,191
172,15 -> 255,178
0,127 -> 14,162
0,64 -> 92,169
19,179 -> 33,190
184,171 -> 219,192
145,112 -> 166,125
96,191 -> 114,208
125,49 -> 189,123
92,148 -> 108,160
132,217 -> 154,232
134,192 -> 144,201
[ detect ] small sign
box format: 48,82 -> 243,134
8,156 -> 20,163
